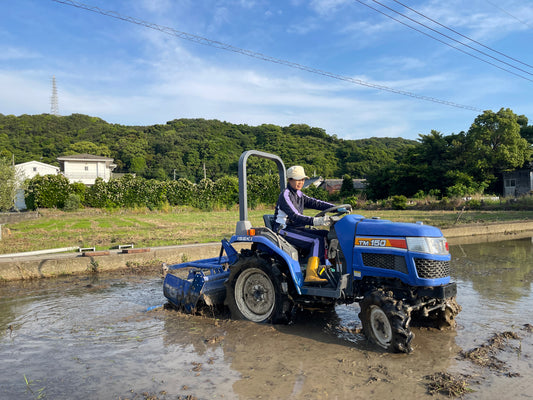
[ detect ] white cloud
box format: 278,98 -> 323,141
0,46 -> 41,61
0,71 -> 51,114
309,0 -> 350,16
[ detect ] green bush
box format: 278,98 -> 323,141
70,182 -> 87,205
85,177 -> 114,208
25,174 -> 72,209
194,178 -> 216,210
247,174 -> 279,209
213,176 -> 239,209
304,185 -> 330,202
391,195 -> 407,210
466,199 -> 481,209
63,193 -> 82,211
166,178 -> 195,206
344,195 -> 358,209
0,157 -> 18,211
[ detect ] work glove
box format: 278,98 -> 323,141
338,207 -> 348,213
313,215 -> 331,226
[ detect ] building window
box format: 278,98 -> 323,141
33,167 -> 37,172
505,179 -> 516,187
85,166 -> 89,171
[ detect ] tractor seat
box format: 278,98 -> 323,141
263,214 -> 275,230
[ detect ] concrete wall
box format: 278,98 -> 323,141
2,220 -> 533,282
0,211 -> 40,224
0,242 -> 248,282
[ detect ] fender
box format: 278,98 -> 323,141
230,234 -> 304,294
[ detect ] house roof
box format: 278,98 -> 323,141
57,153 -> 114,161
15,161 -> 60,170
303,176 -> 323,188
320,178 -> 367,190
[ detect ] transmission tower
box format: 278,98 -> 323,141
50,75 -> 59,116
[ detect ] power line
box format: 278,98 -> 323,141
390,0 -> 533,69
50,0 -> 482,112
485,0 -> 533,29
354,0 -> 533,83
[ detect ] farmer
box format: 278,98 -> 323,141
273,165 -> 335,284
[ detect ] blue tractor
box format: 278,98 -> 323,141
163,150 -> 460,353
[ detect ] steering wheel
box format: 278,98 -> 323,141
314,204 -> 352,218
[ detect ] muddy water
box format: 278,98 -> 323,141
1,237 -> 532,400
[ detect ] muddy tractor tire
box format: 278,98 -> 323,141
359,291 -> 413,353
225,255 -> 292,324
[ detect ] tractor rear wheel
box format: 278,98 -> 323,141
225,255 -> 291,324
359,291 -> 413,353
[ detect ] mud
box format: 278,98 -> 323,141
1,236 -> 533,399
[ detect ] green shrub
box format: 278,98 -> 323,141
303,185 -> 330,202
413,190 -> 426,199
247,174 -> 279,209
213,176 -> 239,209
466,199 -> 481,209
25,174 -> 72,209
85,177 -> 113,208
391,195 -> 407,210
63,193 -> 82,211
194,178 -> 216,210
70,182 -> 87,205
166,178 -> 195,206
344,195 -> 358,209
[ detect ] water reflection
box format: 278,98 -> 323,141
450,237 -> 533,302
0,237 -> 532,399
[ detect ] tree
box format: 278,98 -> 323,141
340,174 -> 354,198
464,108 -> 532,191
0,157 -> 18,211
66,141 -> 111,156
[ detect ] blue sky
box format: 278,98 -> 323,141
1,0 -> 532,140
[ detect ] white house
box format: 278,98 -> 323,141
14,161 -> 60,210
16,160 -> 60,180
57,154 -> 117,185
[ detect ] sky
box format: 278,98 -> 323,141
1,0 -> 532,141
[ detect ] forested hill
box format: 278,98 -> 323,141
0,113 -> 416,181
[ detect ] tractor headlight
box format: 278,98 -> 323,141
406,237 -> 449,255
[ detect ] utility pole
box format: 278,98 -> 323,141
203,163 -> 206,180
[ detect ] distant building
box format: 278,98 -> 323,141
319,178 -> 367,195
502,168 -> 533,197
303,176 -> 324,189
57,154 -> 117,185
16,161 -> 60,180
14,161 -> 60,210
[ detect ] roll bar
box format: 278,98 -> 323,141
236,150 -> 286,235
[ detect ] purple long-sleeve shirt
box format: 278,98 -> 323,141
273,184 -> 334,230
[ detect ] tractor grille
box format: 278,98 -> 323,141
414,258 -> 450,279
361,253 -> 408,274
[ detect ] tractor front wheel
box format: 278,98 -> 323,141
359,291 -> 413,353
225,255 -> 291,324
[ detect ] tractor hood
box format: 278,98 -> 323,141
357,217 -> 444,237
334,215 -> 446,271
339,214 -> 444,238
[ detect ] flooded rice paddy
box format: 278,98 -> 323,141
1,235 -> 533,399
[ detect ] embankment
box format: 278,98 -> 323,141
1,220 -> 532,282
0,243 -> 242,282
